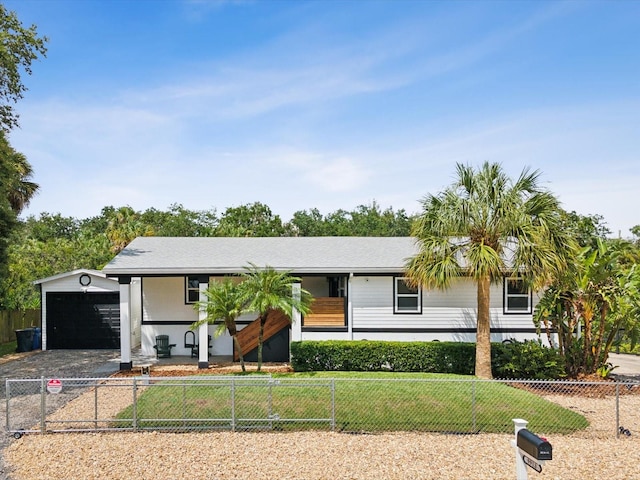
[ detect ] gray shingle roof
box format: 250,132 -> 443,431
101,237 -> 419,275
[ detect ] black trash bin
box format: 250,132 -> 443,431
15,328 -> 34,353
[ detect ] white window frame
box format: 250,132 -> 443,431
503,277 -> 532,314
185,276 -> 199,304
394,277 -> 422,314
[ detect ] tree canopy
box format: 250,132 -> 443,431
0,4 -> 48,131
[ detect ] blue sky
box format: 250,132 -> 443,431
5,0 -> 639,236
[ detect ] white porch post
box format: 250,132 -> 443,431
291,282 -> 302,345
119,276 -> 132,370
198,276 -> 209,369
347,273 -> 353,340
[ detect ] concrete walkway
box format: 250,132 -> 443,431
607,352 -> 640,379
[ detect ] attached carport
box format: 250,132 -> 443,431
34,269 -> 122,350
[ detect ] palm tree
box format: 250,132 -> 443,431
0,132 -> 38,214
105,206 -> 154,253
241,263 -> 313,371
406,162 -> 573,379
192,278 -> 247,372
6,151 -> 38,214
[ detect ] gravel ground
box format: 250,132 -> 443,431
2,357 -> 640,479
3,430 -> 639,480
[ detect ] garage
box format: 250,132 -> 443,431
35,269 -> 122,350
46,292 -> 120,349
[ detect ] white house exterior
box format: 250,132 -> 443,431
102,237 -> 541,370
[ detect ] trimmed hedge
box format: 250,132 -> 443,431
291,340 -> 565,379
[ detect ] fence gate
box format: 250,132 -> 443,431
6,376 -> 336,436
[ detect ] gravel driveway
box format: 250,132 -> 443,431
0,349 -> 121,479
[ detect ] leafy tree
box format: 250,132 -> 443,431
216,202 -> 286,237
560,211 -> 610,248
0,4 -> 48,131
240,264 -> 313,371
288,202 -> 413,237
348,202 -> 413,236
405,162 -> 573,379
21,212 -> 80,242
140,203 -> 217,237
288,208 -> 327,236
192,278 -> 247,372
535,239 -> 640,376
631,225 -> 640,246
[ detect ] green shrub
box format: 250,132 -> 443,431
291,340 -> 475,374
491,340 -> 565,379
291,339 -> 566,379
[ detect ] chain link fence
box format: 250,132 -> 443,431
6,376 -> 639,439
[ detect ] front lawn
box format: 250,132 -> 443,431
115,372 -> 588,434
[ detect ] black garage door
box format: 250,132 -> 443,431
46,292 -> 120,349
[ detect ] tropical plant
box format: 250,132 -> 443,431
192,278 -> 247,372
405,162 -> 573,378
240,264 -> 313,371
535,238 -> 640,376
105,206 -> 154,253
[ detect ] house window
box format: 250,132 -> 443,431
186,276 -> 200,304
504,277 -> 531,314
394,277 -> 421,313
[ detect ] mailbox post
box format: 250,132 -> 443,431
511,418 -> 552,480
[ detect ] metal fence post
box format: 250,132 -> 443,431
268,380 -> 274,429
5,380 -> 10,433
133,377 -> 138,431
183,383 -> 187,428
94,381 -> 99,431
331,379 -> 336,432
472,379 -> 477,432
231,378 -> 236,431
615,382 -> 620,438
40,377 -> 46,434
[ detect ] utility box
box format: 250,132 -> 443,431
517,428 -> 553,461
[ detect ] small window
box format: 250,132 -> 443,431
394,277 -> 421,313
504,277 -> 531,314
186,276 -> 199,304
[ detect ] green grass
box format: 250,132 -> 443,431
115,372 -> 588,434
0,341 -> 17,357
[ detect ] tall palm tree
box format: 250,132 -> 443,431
192,278 -> 247,372
6,150 -> 38,214
241,263 -> 313,371
406,162 -> 573,379
0,132 -> 38,214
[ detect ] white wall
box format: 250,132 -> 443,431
301,275 -> 542,344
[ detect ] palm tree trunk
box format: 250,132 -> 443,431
232,335 -> 246,372
475,276 -> 493,379
257,316 -> 266,372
